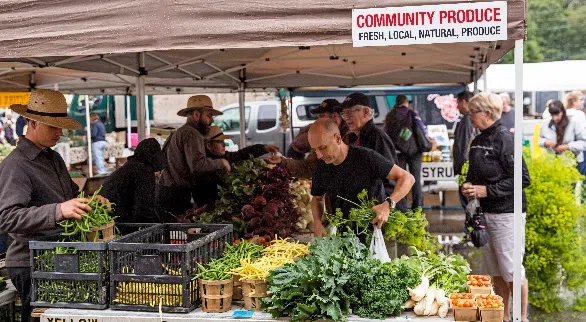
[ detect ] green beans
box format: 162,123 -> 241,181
58,186 -> 116,242
194,241 -> 263,281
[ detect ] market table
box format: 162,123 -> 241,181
40,308 -> 453,322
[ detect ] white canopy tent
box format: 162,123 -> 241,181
0,1 -> 527,319
480,60 -> 586,92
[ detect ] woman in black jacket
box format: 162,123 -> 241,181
461,92 -> 530,322
102,138 -> 167,223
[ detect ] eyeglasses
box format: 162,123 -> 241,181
341,108 -> 362,118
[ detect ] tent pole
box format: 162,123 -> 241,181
136,76 -> 146,141
289,88 -> 295,142
513,39 -> 524,322
483,64 -> 488,92
145,95 -> 150,137
238,69 -> 247,148
136,52 -> 147,142
126,95 -> 131,148
85,95 -> 93,178
473,63 -> 479,94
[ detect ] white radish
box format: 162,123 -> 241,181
403,299 -> 416,309
414,297 -> 426,315
409,276 -> 429,301
423,287 -> 437,315
435,288 -> 448,307
438,301 -> 449,318
429,301 -> 440,316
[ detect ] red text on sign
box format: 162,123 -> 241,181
439,8 -> 501,24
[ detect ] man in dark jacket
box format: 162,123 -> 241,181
340,92 -> 408,212
193,126 -> 279,207
102,138 -> 167,223
384,95 -> 427,209
0,89 -> 108,322
454,90 -> 475,208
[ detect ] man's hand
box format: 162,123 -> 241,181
555,144 -> 569,153
313,220 -> 327,237
371,201 -> 391,229
462,183 -> 487,199
544,140 -> 557,149
222,159 -> 231,173
264,145 -> 280,154
94,195 -> 111,209
59,198 -> 91,221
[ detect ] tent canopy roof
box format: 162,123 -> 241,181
0,0 -> 525,93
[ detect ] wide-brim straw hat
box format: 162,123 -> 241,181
206,125 -> 233,141
177,95 -> 223,117
11,89 -> 81,130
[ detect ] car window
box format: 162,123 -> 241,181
296,104 -> 321,121
257,104 -> 277,131
214,107 -> 250,132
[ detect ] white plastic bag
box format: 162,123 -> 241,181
369,228 -> 391,262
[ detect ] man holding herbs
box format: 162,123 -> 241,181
308,118 -> 415,237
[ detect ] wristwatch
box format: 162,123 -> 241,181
384,197 -> 396,209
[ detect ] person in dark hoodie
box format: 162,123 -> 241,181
102,138 -> 167,223
193,126 -> 279,207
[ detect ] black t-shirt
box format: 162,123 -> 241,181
311,146 -> 394,217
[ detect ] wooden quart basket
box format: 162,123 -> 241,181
199,279 -> 233,313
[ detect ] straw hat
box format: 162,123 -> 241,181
10,89 -> 81,130
177,95 -> 223,117
206,126 -> 233,141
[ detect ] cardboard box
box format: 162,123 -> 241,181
443,190 -> 461,207
423,193 -> 441,207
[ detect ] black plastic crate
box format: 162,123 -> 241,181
29,223 -> 156,309
108,223 -> 233,313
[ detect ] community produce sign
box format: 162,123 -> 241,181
352,1 -> 507,47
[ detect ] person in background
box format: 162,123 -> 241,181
3,113 -> 16,146
383,94 -> 426,209
340,92 -> 408,212
498,92 -> 515,133
454,90 -> 475,208
102,138 -> 167,223
285,99 -> 348,161
563,91 -> 586,176
539,100 -> 586,170
0,90 -> 109,322
90,113 -> 108,175
157,95 -> 231,218
274,99 -> 350,179
308,118 -> 415,237
194,126 -> 279,207
461,92 -> 530,322
15,115 -> 27,142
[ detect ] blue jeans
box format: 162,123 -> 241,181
92,141 -> 108,174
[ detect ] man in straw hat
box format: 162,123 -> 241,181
0,89 -> 109,322
192,125 -> 279,207
158,95 -> 232,217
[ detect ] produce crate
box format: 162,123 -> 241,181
108,223 -> 233,313
479,307 -> 504,321
29,223 -> 156,309
452,306 -> 478,321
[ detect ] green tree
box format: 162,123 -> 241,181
566,5 -> 586,59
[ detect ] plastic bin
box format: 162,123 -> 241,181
29,223 -> 155,309
108,223 -> 233,313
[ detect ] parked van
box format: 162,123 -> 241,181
215,96 -> 388,151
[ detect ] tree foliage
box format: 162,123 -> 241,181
499,0 -> 586,63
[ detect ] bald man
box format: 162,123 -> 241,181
309,119 -> 415,237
